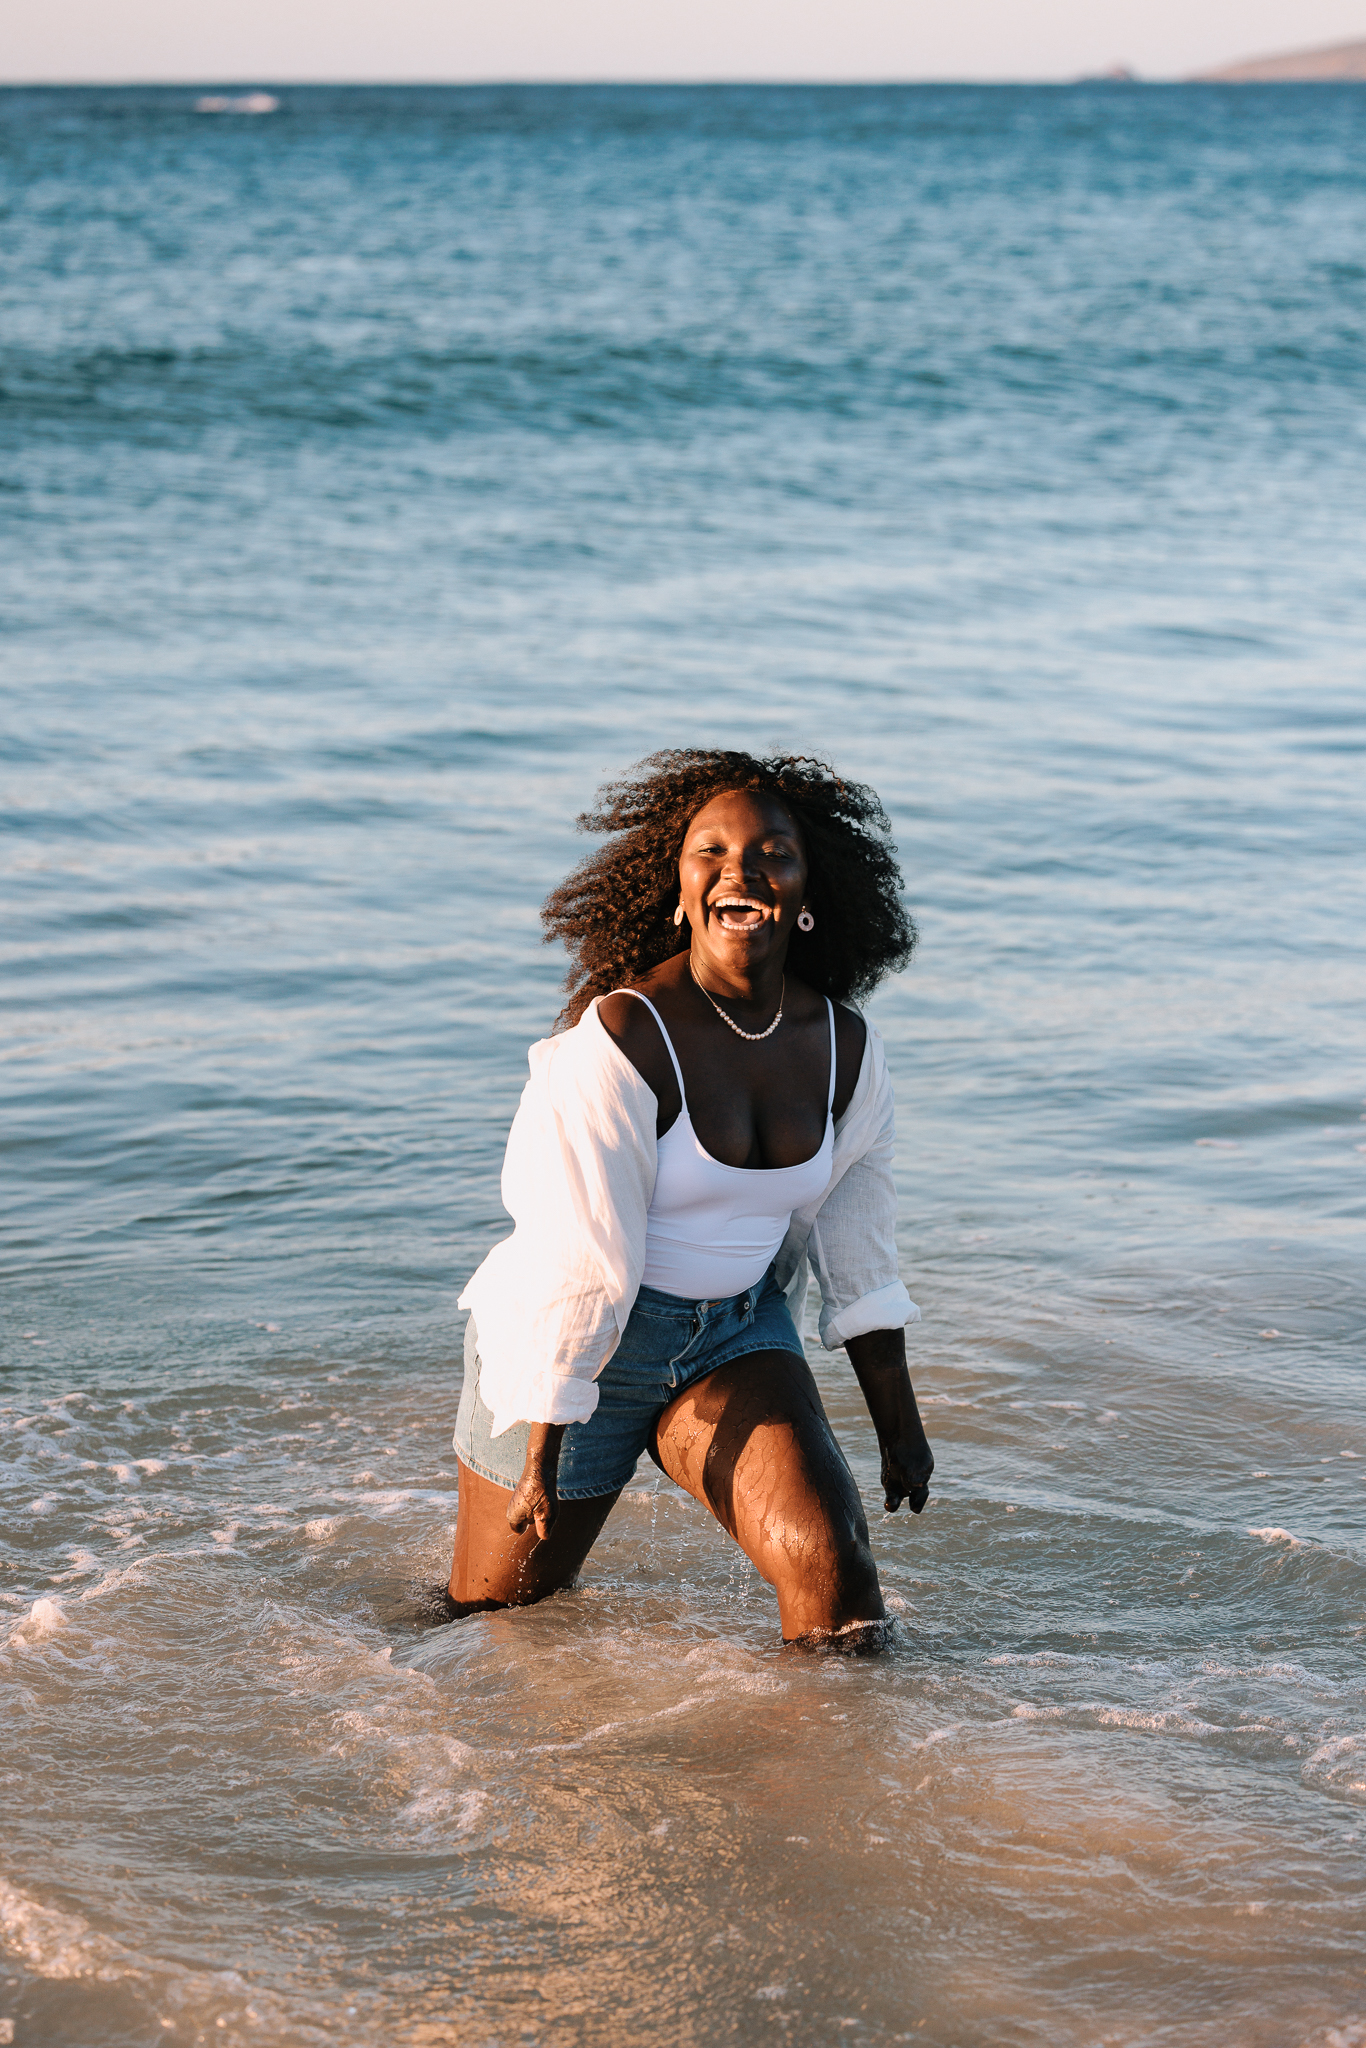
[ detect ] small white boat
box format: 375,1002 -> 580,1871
195,93 -> 279,114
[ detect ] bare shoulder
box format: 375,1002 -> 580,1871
831,1002 -> 868,1121
595,989 -> 677,1107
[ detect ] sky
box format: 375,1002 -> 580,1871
8,0 -> 1366,85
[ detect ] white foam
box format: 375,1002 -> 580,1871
916,1722 -> 966,1749
0,1877 -> 300,2032
1008,1700 -> 1238,1739
0,1877 -> 91,1978
1302,1734 -> 1366,1799
1198,1657 -> 1324,1687
1090,1706 -> 1230,1737
349,1489 -> 418,1516
987,1650 -> 1076,1667
62,1557 -> 156,1606
8,1597 -> 66,1644
1249,1526 -> 1303,1546
401,1786 -> 488,1835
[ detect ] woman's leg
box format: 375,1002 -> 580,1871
446,1462 -> 620,1614
652,1348 -> 886,1642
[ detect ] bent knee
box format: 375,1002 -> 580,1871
766,1523 -> 884,1638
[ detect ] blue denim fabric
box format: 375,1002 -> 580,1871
453,1267 -> 803,1500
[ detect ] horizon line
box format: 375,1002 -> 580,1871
8,73 -> 1340,90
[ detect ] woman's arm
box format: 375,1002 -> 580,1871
459,1007 -> 658,1440
507,1423 -> 566,1541
844,1327 -> 934,1513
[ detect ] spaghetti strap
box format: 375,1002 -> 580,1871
825,998 -> 837,1114
605,989 -> 688,1106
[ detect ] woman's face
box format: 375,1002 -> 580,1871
677,790 -> 808,978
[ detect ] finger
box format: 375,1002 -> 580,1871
506,1488 -> 538,1534
533,1501 -> 557,1542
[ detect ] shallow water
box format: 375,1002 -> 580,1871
2,83 -> 1365,2047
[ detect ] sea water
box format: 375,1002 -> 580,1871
1,84 -> 1364,2047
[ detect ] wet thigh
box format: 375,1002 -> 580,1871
448,1462 -> 620,1612
651,1349 -> 883,1638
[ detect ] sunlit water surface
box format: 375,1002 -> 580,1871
2,84 -> 1364,2048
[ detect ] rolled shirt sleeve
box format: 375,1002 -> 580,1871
777,1017 -> 919,1349
458,1008 -> 658,1436
806,1153 -> 919,1347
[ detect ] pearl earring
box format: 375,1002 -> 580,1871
797,907 -> 815,931
673,902 -> 685,927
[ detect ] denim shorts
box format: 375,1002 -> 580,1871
453,1267 -> 804,1501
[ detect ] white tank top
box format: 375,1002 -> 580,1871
614,990 -> 837,1302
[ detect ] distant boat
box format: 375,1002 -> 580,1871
195,93 -> 279,114
1194,36 -> 1366,80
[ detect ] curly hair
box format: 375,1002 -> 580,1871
542,749 -> 916,1027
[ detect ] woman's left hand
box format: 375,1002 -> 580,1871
879,1427 -> 934,1515
845,1327 -> 935,1516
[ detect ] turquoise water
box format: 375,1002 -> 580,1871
2,84 -> 1364,2046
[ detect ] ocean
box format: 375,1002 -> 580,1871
1,83 -> 1364,2047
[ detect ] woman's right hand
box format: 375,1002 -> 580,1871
507,1423 -> 565,1542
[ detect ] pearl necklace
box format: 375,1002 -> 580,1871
690,963 -> 785,1042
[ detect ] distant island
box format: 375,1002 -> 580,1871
1194,35 -> 1366,80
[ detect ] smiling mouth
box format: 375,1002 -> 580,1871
709,895 -> 772,932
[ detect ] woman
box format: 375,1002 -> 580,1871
446,749 -> 933,1646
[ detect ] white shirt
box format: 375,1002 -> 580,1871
458,997 -> 919,1437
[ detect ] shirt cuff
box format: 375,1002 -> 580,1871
819,1281 -> 920,1350
486,1370 -> 601,1438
